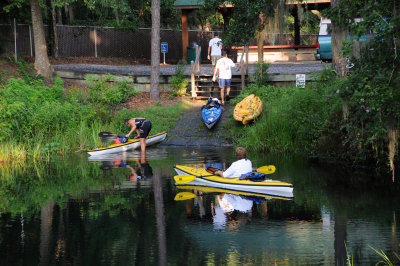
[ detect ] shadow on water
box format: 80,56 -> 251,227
0,147 -> 399,265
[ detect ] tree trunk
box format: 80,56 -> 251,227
68,4 -> 74,23
331,0 -> 348,77
40,200 -> 55,266
56,6 -> 62,24
115,9 -> 120,25
30,0 -> 54,78
150,0 -> 160,100
51,0 -> 59,58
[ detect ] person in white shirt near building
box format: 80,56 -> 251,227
215,147 -> 252,178
208,32 -> 222,72
212,50 -> 238,105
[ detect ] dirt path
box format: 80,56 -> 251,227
161,101 -> 233,147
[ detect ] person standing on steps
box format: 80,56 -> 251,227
212,50 -> 238,105
125,118 -> 152,154
208,32 -> 222,73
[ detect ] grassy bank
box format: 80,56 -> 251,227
227,71 -> 341,155
0,60 -> 189,161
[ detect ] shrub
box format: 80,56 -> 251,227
169,62 -> 188,97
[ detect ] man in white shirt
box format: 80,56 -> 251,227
212,50 -> 238,105
215,147 -> 252,178
208,32 -> 222,71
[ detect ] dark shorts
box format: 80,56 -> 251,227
218,78 -> 231,88
139,120 -> 152,138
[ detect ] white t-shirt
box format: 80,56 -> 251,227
209,37 -> 222,56
223,158 -> 252,178
215,57 -> 236,80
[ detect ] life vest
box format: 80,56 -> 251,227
239,172 -> 266,181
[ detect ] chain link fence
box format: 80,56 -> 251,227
0,24 -> 316,63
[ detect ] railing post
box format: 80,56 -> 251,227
191,61 -> 197,98
239,45 -> 248,90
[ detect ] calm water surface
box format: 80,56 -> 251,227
1,146 -> 399,265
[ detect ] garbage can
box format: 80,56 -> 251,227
187,41 -> 198,64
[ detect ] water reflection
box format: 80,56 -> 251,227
0,147 -> 399,265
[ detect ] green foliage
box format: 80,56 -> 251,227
169,63 -> 188,97
250,62 -> 270,86
228,82 -> 340,153
85,74 -> 139,107
205,0 -> 278,46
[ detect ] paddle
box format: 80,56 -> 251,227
256,165 -> 276,174
174,192 -> 197,201
174,175 -> 197,184
98,132 -> 138,143
99,131 -> 117,138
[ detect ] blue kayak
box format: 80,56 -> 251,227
201,98 -> 222,129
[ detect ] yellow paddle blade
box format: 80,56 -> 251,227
174,192 -> 197,201
257,165 -> 276,174
173,175 -> 196,184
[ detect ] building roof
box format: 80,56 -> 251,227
173,0 -> 233,9
286,0 -> 331,4
173,0 -> 204,9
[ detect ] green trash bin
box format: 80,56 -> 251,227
187,47 -> 196,64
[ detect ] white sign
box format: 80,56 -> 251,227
296,74 -> 306,88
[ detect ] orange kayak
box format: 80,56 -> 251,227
233,94 -> 263,124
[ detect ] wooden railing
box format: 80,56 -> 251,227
190,45 -> 201,98
238,45 -> 249,90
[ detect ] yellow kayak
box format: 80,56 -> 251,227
233,94 -> 263,124
174,165 -> 293,198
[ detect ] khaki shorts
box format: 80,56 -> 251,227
211,55 -> 221,66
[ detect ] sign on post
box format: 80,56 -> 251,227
161,42 -> 168,64
296,74 -> 306,88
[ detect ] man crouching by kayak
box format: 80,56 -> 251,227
215,147 -> 252,178
125,118 -> 152,154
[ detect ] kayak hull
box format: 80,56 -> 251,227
202,102 -> 222,129
174,165 -> 293,197
176,185 -> 293,200
233,94 -> 263,124
87,131 -> 167,156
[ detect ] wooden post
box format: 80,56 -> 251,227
246,46 -> 249,86
181,10 -> 189,61
191,61 -> 196,98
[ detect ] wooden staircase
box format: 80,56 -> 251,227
189,75 -> 245,100
188,45 -> 250,100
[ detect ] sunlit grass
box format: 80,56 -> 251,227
0,142 -> 27,162
0,101 -> 190,162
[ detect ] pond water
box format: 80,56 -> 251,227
1,146 -> 399,265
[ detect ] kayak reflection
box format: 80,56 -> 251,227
175,186 -> 292,231
96,151 -> 154,182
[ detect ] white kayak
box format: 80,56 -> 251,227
87,131 -> 167,156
